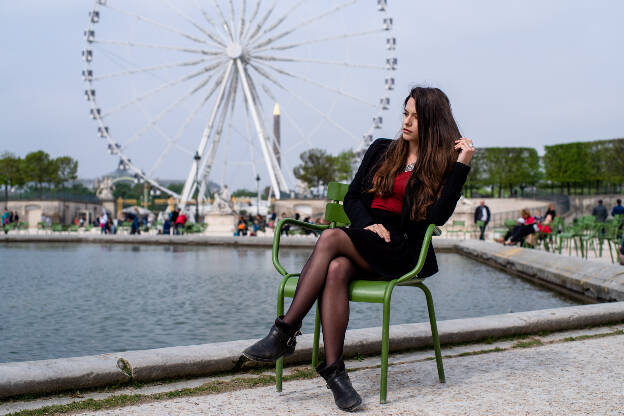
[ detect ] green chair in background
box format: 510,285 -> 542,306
445,219 -> 466,239
272,181 -> 445,404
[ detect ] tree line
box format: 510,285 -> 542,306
0,151 -> 80,202
466,138 -> 624,197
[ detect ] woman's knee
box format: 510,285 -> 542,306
326,257 -> 354,286
316,228 -> 345,252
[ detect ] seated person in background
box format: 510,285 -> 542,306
534,209 -> 543,222
544,203 -> 556,224
495,209 -> 541,246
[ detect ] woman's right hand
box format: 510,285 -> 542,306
364,223 -> 391,242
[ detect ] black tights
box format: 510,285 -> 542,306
282,228 -> 377,364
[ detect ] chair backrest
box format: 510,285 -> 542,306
504,219 -> 517,228
325,182 -> 351,227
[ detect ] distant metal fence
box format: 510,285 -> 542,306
0,192 -> 100,204
517,191 -> 570,215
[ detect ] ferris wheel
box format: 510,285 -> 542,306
82,0 -> 397,210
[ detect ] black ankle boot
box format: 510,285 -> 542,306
242,316 -> 301,362
316,358 -> 362,412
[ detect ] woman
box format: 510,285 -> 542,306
496,209 -> 537,246
544,203 -> 556,223
242,87 -> 474,411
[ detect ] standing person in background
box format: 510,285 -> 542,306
99,210 -> 108,234
175,211 -> 187,235
130,208 -> 140,235
592,200 -> 608,222
473,200 -> 490,240
170,208 -> 179,235
612,199 -> 624,220
279,212 -> 290,236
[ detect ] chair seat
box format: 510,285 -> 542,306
283,276 -> 394,303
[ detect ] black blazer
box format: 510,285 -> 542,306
343,138 -> 471,278
474,205 -> 491,224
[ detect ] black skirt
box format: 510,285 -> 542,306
338,208 -> 417,280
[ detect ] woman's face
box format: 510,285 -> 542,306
402,97 -> 418,142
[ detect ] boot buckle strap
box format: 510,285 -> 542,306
285,330 -> 301,347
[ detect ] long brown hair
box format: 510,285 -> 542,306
367,87 -> 461,220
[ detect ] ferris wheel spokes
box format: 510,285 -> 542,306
93,58 -> 209,81
248,0 -> 361,50
121,66 -> 222,151
249,62 -> 360,143
101,58 -> 224,119
166,0 -> 228,48
251,61 -> 377,107
236,59 -> 288,197
101,2 -> 215,46
253,28 -> 386,53
196,65 -> 238,201
147,65 -> 232,178
180,60 -> 234,209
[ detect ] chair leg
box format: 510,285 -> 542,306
417,282 -> 445,383
380,296 -> 391,404
276,289 -> 285,392
312,301 -> 321,368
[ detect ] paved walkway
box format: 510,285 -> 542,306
77,331 -> 624,415
5,325 -> 622,416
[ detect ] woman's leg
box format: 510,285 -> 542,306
283,228 -> 376,326
318,256 -> 359,364
510,224 -> 535,243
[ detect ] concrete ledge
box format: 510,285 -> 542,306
0,233 -> 317,248
2,302 -> 623,399
451,240 -> 624,302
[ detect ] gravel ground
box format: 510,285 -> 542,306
68,332 -> 624,416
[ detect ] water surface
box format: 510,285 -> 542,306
0,242 -> 578,363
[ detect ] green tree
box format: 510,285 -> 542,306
0,152 -> 25,209
54,156 -> 78,191
53,156 -> 79,223
23,150 -> 56,196
293,148 -> 336,196
166,183 -> 184,195
232,188 -> 256,197
464,148 -> 486,197
330,150 -> 356,182
112,182 -> 143,200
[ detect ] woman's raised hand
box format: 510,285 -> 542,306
364,223 -> 391,242
454,137 -> 475,165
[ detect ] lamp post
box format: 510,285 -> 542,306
256,174 -> 260,216
193,151 -> 201,223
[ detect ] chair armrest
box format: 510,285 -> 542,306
395,224 -> 438,285
272,218 -> 330,276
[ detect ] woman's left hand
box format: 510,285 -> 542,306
454,137 -> 475,165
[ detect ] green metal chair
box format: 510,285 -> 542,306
445,219 -> 466,239
558,221 -> 583,256
272,182 -> 445,404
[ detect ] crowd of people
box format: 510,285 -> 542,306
1,210 -> 20,226
232,211 -> 329,237
491,199 -> 624,264
493,205 -> 556,246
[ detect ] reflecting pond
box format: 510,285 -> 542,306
0,242 -> 579,363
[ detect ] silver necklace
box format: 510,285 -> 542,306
404,162 -> 416,172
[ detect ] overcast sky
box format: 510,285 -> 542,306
0,1 -> 622,191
